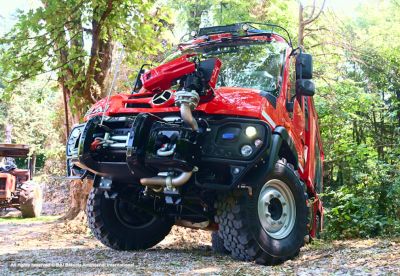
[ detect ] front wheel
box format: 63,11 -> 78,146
87,187 -> 173,250
215,160 -> 308,265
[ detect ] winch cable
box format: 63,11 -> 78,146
99,44 -> 125,129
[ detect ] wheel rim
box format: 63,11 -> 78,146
257,179 -> 296,239
114,198 -> 156,229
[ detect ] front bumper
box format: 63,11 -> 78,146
66,114 -> 271,189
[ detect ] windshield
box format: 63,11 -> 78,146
166,40 -> 286,95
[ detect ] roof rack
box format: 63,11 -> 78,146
197,22 -> 293,47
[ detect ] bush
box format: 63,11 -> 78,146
323,165 -> 400,240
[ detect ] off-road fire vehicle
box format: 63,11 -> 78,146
66,22 -> 324,264
0,144 -> 42,218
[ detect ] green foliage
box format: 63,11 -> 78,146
323,163 -> 400,239
314,1 -> 400,239
0,0 -> 170,117
168,0 -> 297,37
3,77 -> 65,171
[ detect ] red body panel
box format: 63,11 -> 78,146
85,87 -> 264,120
142,54 -> 196,92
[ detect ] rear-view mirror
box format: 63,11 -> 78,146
296,53 -> 313,80
296,79 -> 315,96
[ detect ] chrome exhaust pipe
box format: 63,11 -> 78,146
180,103 -> 198,131
175,90 -> 199,131
140,171 -> 193,187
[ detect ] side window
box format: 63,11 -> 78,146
286,57 -> 297,117
314,139 -> 323,193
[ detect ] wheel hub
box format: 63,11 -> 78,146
114,199 -> 156,229
257,179 -> 296,239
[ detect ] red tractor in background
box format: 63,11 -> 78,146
66,22 -> 324,265
0,144 -> 43,218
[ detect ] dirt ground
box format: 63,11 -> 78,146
0,215 -> 399,275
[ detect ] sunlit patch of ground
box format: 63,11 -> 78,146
0,216 -> 399,275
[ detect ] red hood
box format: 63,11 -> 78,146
84,87 -> 268,121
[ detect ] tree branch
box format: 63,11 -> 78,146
303,0 -> 326,25
5,54 -> 87,84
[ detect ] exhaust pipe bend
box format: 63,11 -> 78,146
140,90 -> 199,188
140,171 -> 193,187
180,103 -> 198,131
174,90 -> 200,131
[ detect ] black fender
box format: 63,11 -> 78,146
243,126 -> 299,185
273,126 -> 299,169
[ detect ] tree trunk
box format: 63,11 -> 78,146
59,179 -> 93,220
298,3 -> 304,47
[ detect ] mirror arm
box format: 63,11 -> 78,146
131,63 -> 151,94
289,46 -> 302,57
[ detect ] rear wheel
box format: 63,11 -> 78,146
215,160 -> 308,265
87,187 -> 173,250
19,182 -> 43,218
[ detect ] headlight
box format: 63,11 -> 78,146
245,126 -> 257,138
240,145 -> 253,157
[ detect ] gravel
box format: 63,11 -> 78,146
0,216 -> 399,275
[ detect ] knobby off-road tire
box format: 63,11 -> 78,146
211,231 -> 230,254
19,182 -> 43,218
215,160 -> 308,265
87,187 -> 173,250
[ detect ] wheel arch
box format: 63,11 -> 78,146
243,126 -> 299,186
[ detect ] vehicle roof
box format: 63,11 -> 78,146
0,144 -> 30,157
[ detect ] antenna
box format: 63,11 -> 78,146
99,44 -> 125,128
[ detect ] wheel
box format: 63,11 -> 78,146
215,160 -> 308,265
19,182 -> 43,218
211,231 -> 230,254
87,187 -> 173,250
